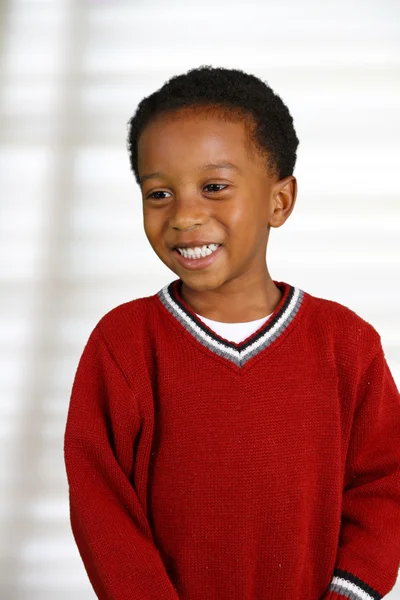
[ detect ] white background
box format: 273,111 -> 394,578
0,0 -> 399,598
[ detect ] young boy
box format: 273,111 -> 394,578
63,66 -> 400,600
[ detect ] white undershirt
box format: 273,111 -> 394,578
195,313 -> 273,344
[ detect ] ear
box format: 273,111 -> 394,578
269,176 -> 297,228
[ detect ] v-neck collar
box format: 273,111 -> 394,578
156,279 -> 308,369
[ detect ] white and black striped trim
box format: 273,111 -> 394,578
157,279 -> 306,368
327,568 -> 382,600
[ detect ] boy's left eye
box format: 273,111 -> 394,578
147,183 -> 228,199
204,183 -> 227,193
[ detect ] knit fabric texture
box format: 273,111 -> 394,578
64,278 -> 400,600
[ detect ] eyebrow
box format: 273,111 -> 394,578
139,162 -> 241,185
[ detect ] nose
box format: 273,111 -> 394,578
169,193 -> 206,231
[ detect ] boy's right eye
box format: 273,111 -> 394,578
147,191 -> 171,200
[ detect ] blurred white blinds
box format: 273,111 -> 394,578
0,1 -> 399,598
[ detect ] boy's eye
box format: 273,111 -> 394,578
204,183 -> 227,193
147,183 -> 228,200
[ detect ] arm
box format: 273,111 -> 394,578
322,336 -> 400,599
64,325 -> 180,600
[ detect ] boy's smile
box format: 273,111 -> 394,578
172,243 -> 224,271
137,106 -> 297,322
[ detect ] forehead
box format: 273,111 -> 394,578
138,110 -> 256,172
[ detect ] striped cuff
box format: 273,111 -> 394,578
324,568 -> 382,600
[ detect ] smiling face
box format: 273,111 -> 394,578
137,106 -> 297,315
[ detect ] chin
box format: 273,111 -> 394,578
182,273 -> 227,291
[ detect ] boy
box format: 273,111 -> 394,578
63,66 -> 400,599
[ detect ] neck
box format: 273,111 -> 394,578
179,273 -> 283,323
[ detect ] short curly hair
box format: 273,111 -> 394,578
126,65 -> 299,185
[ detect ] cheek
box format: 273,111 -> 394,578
227,209 -> 256,243
225,202 -> 255,229
143,220 -> 169,257
142,213 -> 159,239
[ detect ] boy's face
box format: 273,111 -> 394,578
137,108 -> 296,294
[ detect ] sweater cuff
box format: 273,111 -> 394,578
322,568 -> 383,600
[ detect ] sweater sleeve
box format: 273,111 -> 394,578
64,324 -> 180,600
322,336 -> 400,599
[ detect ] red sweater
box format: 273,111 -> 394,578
64,278 -> 400,600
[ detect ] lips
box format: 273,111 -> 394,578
172,243 -> 223,270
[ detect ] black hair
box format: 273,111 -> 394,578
126,65 -> 299,185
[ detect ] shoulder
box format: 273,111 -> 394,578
97,295 -> 150,328
86,291 -> 157,359
79,291 -> 160,384
303,286 -> 382,361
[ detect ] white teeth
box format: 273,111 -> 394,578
176,243 -> 220,259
